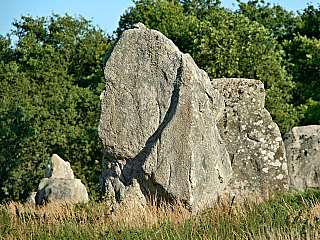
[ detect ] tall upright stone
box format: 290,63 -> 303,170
283,125 -> 320,191
98,23 -> 232,212
212,78 -> 289,197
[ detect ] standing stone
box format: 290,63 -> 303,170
283,125 -> 320,191
98,23 -> 232,212
35,154 -> 88,205
212,78 -> 288,197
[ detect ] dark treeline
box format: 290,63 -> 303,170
0,0 -> 319,203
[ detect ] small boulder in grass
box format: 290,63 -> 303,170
35,154 -> 88,205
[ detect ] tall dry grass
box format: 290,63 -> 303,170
1,190 -> 320,239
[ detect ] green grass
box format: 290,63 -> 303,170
1,190 -> 320,239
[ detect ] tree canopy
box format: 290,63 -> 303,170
0,14 -> 113,202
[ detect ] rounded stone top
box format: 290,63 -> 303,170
133,22 -> 147,29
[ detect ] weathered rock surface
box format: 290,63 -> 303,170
35,154 -> 88,205
283,125 -> 320,191
211,78 -> 288,197
45,154 -> 74,179
36,178 -> 88,204
98,23 -> 232,212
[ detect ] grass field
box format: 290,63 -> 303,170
1,189 -> 320,239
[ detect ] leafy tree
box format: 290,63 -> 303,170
0,14 -> 112,203
283,5 -> 320,126
292,4 -> 320,39
302,99 -> 320,125
235,0 -> 295,41
284,34 -> 320,104
283,34 -> 320,125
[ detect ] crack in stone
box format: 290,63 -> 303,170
247,133 -> 259,142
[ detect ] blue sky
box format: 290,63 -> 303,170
0,0 -> 319,37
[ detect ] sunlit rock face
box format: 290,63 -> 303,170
98,23 -> 232,212
212,78 -> 289,197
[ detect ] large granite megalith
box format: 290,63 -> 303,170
283,125 -> 320,191
35,154 -> 88,205
98,23 -> 232,212
212,79 -> 289,197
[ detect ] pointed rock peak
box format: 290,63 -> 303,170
45,154 -> 74,179
133,22 -> 147,29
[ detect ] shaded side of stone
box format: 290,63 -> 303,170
212,78 -> 288,197
283,125 -> 320,191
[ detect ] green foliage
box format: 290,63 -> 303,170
292,4 -> 320,39
284,34 -> 320,105
0,14 -> 113,203
285,5 -> 320,126
302,99 -> 320,125
236,0 -> 295,41
188,6 -> 299,134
